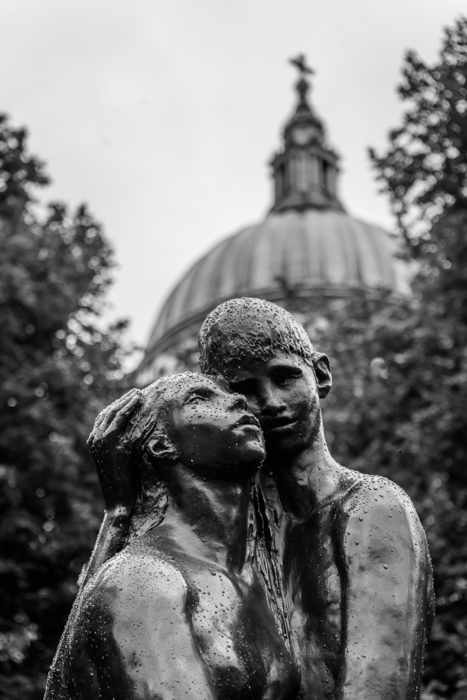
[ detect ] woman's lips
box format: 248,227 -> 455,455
233,414 -> 262,432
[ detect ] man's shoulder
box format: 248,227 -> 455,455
323,462 -> 421,531
330,468 -> 427,554
326,461 -> 414,513
339,470 -> 416,517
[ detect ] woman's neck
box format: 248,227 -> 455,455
159,462 -> 256,572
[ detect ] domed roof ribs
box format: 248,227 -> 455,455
270,56 -> 345,214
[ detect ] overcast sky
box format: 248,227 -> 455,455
1,0 -> 465,359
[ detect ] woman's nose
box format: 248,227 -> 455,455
229,393 -> 248,411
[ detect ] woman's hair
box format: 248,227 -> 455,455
122,372 -> 200,540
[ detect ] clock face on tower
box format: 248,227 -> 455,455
291,125 -> 315,145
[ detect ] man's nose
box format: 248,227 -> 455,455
259,383 -> 286,415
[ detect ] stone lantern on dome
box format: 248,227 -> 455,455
271,55 -> 343,214
135,57 -> 409,387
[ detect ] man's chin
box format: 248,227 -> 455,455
265,430 -> 301,455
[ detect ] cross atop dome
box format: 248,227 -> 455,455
289,54 -> 314,78
289,54 -> 315,107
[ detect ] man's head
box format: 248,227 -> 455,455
199,298 -> 332,457
199,297 -> 316,375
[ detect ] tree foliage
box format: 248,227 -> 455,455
365,17 -> 467,697
0,113 -> 131,698
369,16 -> 467,248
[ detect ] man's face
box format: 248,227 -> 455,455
223,352 -> 322,458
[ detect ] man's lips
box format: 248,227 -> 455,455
261,416 -> 297,432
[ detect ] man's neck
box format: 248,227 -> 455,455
162,463 -> 254,571
266,427 -> 339,520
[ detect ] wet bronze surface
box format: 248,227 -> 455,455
45,299 -> 433,700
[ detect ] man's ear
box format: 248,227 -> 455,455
313,353 -> 332,399
146,431 -> 180,462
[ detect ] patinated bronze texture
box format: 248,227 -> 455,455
45,298 -> 434,700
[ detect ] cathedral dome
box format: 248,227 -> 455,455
136,58 -> 408,386
147,210 -> 406,355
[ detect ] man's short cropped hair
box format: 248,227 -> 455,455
199,297 -> 316,375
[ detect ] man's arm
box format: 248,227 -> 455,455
336,477 -> 434,700
80,388 -> 143,586
60,552 -> 216,700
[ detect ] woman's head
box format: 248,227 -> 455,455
124,372 -> 265,475
122,372 -> 265,539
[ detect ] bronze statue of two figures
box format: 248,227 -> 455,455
45,298 -> 434,700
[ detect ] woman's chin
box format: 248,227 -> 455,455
243,439 -> 266,462
227,447 -> 265,474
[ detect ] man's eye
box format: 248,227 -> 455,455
273,371 -> 298,388
275,375 -> 290,387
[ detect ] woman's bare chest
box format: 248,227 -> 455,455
185,567 -> 300,700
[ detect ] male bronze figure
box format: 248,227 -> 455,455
198,298 -> 434,699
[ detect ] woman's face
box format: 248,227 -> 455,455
165,375 -> 265,477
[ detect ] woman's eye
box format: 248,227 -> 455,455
186,392 -> 210,404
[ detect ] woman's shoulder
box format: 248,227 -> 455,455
82,545 -> 188,612
66,547 -> 199,667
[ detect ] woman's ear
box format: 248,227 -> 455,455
313,353 -> 332,399
146,431 -> 180,462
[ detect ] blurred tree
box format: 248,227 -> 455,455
369,16 -> 467,249
0,113 -> 132,698
366,17 -> 467,697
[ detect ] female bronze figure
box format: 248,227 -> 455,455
45,372 -> 299,700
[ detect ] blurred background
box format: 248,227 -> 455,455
1,1 -> 467,698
